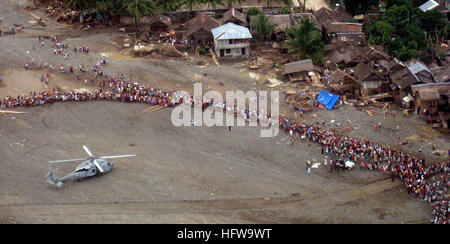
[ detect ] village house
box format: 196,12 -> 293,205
211,23 -> 252,59
350,62 -> 387,96
406,60 -> 435,84
185,13 -> 221,46
329,69 -> 361,98
148,14 -> 171,33
291,13 -> 321,28
411,83 -> 450,117
365,45 -> 392,69
282,59 -> 322,82
323,44 -> 368,68
432,66 -> 450,83
389,61 -> 437,105
314,7 -> 364,47
384,58 -> 406,76
220,8 -> 248,27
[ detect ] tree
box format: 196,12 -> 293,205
64,0 -> 95,10
251,13 -> 276,41
96,0 -> 126,16
386,0 -> 426,8
342,0 -> 379,16
285,19 -> 324,65
156,0 -> 183,12
420,9 -> 448,41
367,20 -> 395,45
122,0 -> 156,38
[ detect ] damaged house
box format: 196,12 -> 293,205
148,14 -> 171,33
390,61 -> 435,104
283,59 -> 322,82
350,62 -> 387,96
411,83 -> 450,117
220,8 -> 248,27
432,66 -> 450,83
329,69 -> 361,98
365,46 -> 392,71
185,13 -> 221,46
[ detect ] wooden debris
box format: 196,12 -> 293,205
366,109 -> 377,117
0,110 -> 27,114
209,48 -> 220,67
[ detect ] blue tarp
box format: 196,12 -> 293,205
316,90 -> 339,110
0,77 -> 2,81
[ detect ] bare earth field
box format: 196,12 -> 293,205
0,0 -> 448,223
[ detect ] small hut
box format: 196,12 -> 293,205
185,13 -> 221,46
149,14 -> 171,33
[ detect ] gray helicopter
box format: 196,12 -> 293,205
46,145 -> 135,187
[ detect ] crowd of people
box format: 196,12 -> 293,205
278,117 -> 449,224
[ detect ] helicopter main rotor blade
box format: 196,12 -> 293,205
99,155 -> 136,159
92,160 -> 104,173
49,158 -> 87,163
83,145 -> 94,157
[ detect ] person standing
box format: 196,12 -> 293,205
306,161 -> 311,175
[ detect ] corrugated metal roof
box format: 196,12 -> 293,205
419,0 -> 440,12
211,23 -> 252,40
408,61 -> 431,75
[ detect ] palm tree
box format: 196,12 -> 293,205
156,0 -> 183,13
285,19 -> 324,65
251,13 -> 276,41
122,0 -> 156,38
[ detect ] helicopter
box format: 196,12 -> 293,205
46,145 -> 135,187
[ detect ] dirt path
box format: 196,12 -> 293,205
0,178 -> 402,223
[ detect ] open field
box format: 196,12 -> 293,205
0,101 -> 431,223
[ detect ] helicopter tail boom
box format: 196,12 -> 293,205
46,171 -> 63,187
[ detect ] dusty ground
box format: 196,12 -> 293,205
0,0 -> 448,224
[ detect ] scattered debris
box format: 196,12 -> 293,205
209,48 -> 220,66
0,110 -> 27,114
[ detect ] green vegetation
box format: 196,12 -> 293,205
122,0 -> 156,37
247,7 -> 262,16
285,19 -> 324,65
343,0 -> 379,16
251,13 -> 276,41
365,0 -> 448,61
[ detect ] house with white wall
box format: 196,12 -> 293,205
211,23 -> 252,59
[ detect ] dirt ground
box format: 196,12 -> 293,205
0,0 -> 448,224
